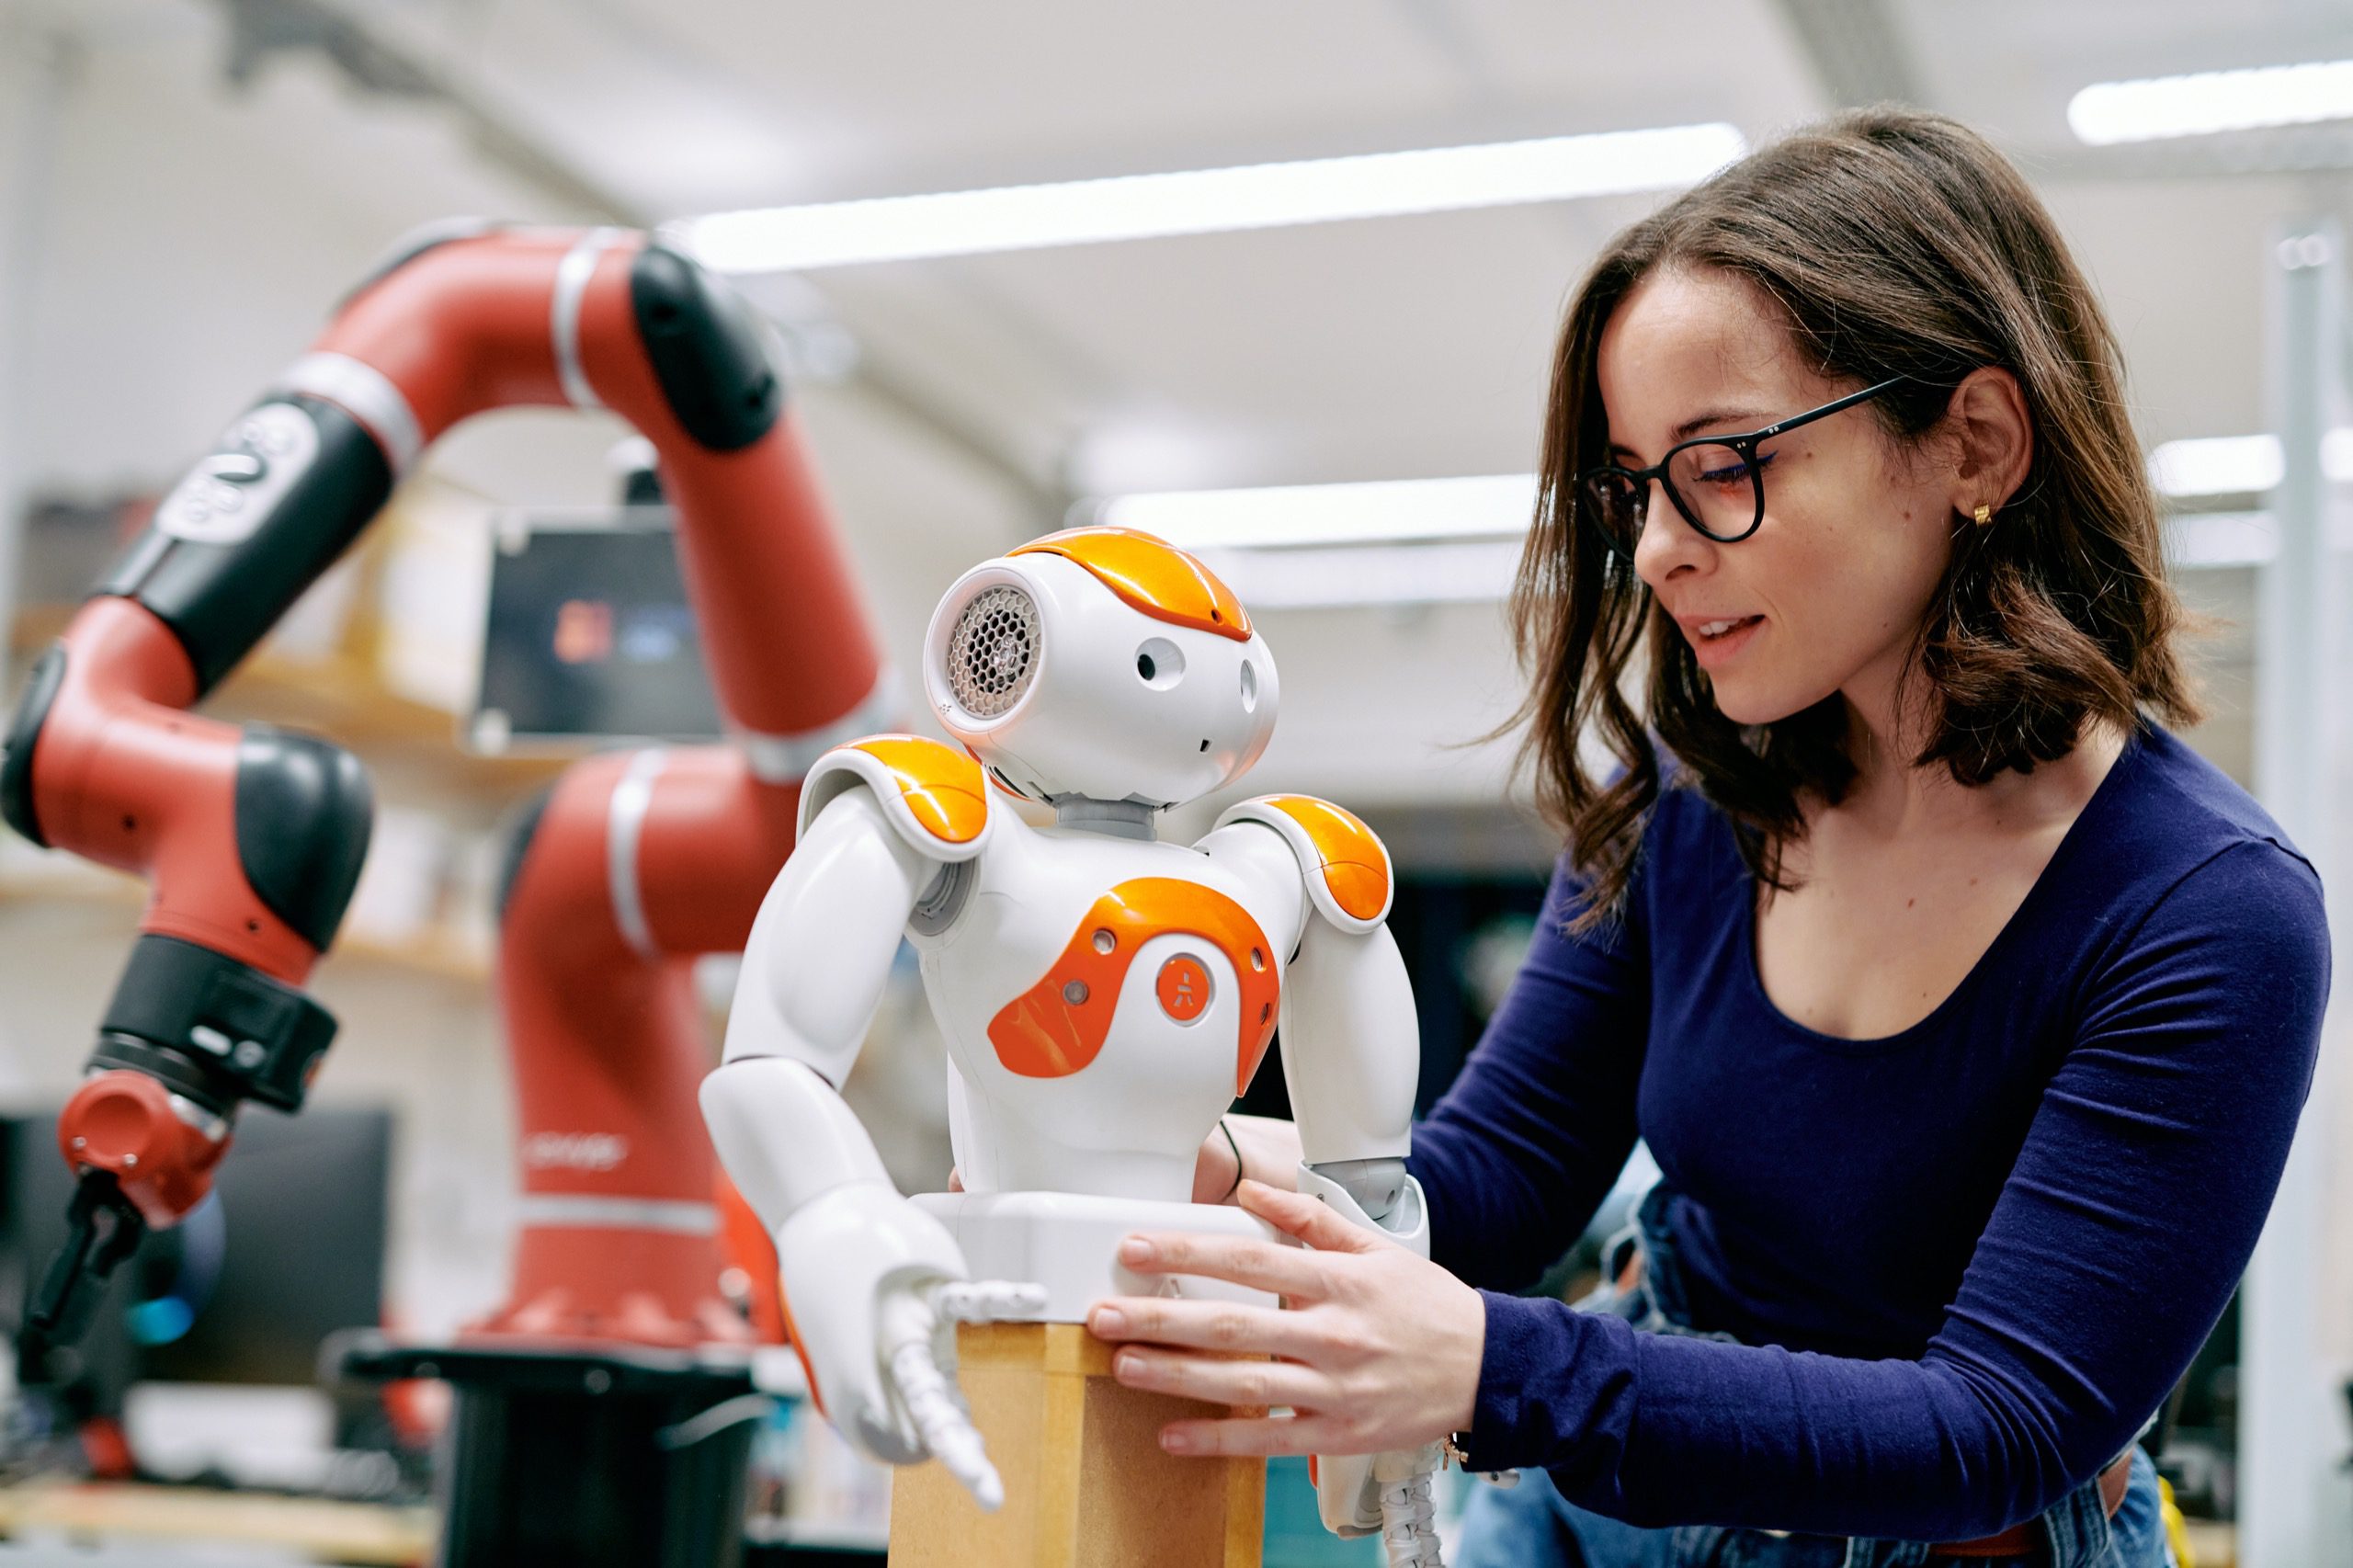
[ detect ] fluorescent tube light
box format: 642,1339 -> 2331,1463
2069,59 -> 2353,144
1089,473 -> 1539,551
2147,430 -> 2353,495
676,124 -> 1747,272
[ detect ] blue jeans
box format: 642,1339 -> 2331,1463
1455,1188 -> 2176,1568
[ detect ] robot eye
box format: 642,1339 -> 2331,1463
1135,638 -> 1184,689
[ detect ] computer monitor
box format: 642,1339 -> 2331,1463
471,508 -> 724,749
2,1105 -> 391,1392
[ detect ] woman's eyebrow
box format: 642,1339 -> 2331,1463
1607,405 -> 1768,463
1672,406 -> 1765,439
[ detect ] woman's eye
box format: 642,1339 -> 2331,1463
1699,450 -> 1775,486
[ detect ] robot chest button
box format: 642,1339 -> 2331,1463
1156,956 -> 1211,1023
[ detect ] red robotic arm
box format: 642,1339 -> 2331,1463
6,227 -> 889,1364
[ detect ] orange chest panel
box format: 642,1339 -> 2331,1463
987,878 -> 1279,1096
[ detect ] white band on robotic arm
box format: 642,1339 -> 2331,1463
278,352 -> 426,478
607,746 -> 668,960
551,226 -> 623,410
735,669 -> 906,786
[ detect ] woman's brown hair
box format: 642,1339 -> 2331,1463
1513,106 -> 2198,929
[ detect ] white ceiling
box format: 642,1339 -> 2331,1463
0,0 -> 2337,825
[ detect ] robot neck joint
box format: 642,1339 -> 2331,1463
1051,795 -> 1157,841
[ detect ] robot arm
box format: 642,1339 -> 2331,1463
702,767 -> 1041,1506
1211,797 -> 1427,1250
1211,797 -> 1442,1562
4,225 -> 895,1374
1282,916 -> 1427,1244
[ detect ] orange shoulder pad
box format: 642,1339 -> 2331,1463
1214,794 -> 1392,929
798,733 -> 991,859
1010,526 -> 1253,642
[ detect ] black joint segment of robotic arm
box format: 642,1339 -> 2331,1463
235,726 -> 374,951
629,243 -> 784,452
333,217 -> 502,315
492,784 -> 556,928
0,642 -> 67,846
92,936 -> 340,1116
96,392 -> 394,697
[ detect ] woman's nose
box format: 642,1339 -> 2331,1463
1631,479 -> 1711,588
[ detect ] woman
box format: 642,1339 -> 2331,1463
1082,107 -> 2331,1565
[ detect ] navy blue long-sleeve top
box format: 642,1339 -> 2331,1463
1408,724 -> 2330,1540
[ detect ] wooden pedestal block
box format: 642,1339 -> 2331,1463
888,1321 -> 1266,1568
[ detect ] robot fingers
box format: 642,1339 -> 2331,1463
929,1278 -> 1050,1325
879,1288 -> 1005,1511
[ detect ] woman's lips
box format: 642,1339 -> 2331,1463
1688,614 -> 1763,669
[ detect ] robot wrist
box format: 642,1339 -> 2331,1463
1296,1162 -> 1430,1260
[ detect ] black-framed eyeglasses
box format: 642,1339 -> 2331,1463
1575,376 -> 1909,559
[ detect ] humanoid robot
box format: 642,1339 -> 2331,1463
701,525 -> 1447,1567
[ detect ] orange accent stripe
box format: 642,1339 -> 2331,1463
1011,526 -> 1252,642
988,878 -> 1279,1096
846,735 -> 988,843
1260,796 -> 1388,921
776,1288 -> 825,1418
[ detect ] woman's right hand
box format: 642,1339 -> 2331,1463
1190,1114 -> 1304,1205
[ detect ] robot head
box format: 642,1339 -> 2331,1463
922,527 -> 1279,810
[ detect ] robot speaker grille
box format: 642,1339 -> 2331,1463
946,585 -> 1040,718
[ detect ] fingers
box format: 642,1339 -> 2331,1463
1236,1180 -> 1385,1255
1108,1345 -> 1326,1412
1086,1295 -> 1327,1361
947,1167 -> 964,1193
884,1330 -> 1005,1510
932,1278 -> 1049,1324
1156,1410 -> 1347,1458
1116,1228 -> 1332,1299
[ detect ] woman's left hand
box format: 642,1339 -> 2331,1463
1085,1178 -> 1485,1458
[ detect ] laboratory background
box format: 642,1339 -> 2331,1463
0,2 -> 2347,1565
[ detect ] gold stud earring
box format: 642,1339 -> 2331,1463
1972,503 -> 1994,527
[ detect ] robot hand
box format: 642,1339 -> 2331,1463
877,1278 -> 1050,1510
774,1183 -> 1044,1509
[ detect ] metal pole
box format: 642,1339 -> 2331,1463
2241,216 -> 2350,1568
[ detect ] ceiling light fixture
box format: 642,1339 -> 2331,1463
676,124 -> 1747,272
1087,472 -> 1539,551
2069,58 -> 2353,144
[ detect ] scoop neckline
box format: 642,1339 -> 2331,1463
1733,725 -> 2148,1055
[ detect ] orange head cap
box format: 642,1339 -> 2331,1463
920,527 -> 1279,810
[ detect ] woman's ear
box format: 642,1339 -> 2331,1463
1943,367 -> 2033,519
